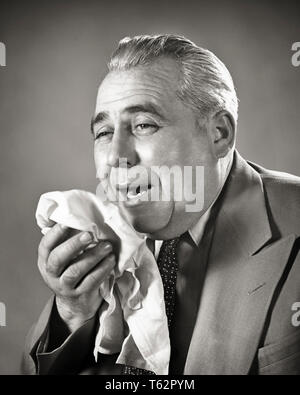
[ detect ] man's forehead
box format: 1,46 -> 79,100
96,59 -> 181,108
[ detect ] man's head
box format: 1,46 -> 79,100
91,34 -> 238,239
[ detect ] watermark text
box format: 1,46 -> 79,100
0,42 -> 6,66
96,159 -> 205,213
291,42 -> 300,67
0,302 -> 6,327
291,302 -> 300,327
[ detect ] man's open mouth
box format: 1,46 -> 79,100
110,167 -> 160,205
126,184 -> 152,199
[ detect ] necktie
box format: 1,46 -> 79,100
122,237 -> 181,375
168,232 -> 205,374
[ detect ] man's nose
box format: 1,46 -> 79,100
107,131 -> 138,168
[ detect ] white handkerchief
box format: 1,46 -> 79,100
35,189 -> 170,374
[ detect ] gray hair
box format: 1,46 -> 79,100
108,34 -> 238,123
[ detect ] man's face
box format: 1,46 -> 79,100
92,58 -> 220,239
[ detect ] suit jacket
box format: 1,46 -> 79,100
22,151 -> 300,375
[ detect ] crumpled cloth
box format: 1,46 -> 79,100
35,189 -> 170,374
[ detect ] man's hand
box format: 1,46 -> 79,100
37,224 -> 116,333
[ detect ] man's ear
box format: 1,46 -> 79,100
209,111 -> 236,158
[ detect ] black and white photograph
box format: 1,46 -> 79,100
0,0 -> 299,379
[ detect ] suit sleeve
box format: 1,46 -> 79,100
21,296 -> 98,375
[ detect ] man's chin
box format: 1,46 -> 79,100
119,199 -> 174,235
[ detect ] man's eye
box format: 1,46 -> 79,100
94,130 -> 113,142
135,124 -> 158,134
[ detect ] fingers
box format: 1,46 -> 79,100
60,241 -> 113,288
77,253 -> 116,293
46,231 -> 94,277
38,223 -> 73,260
37,224 -> 117,316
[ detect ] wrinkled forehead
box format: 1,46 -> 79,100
96,59 -> 182,110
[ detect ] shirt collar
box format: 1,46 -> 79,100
188,206 -> 212,246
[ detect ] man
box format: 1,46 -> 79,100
22,34 -> 300,375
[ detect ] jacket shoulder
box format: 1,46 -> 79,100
248,161 -> 300,238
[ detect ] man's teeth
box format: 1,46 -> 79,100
126,185 -> 151,199
127,188 -> 146,199
127,190 -> 146,199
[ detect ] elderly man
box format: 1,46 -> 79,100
23,34 -> 300,375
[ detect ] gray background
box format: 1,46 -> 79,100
0,0 -> 299,374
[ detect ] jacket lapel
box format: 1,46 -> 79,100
184,152 -> 296,374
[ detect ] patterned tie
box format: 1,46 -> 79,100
122,237 -> 181,375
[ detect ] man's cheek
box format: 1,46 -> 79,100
94,155 -> 109,181
183,166 -> 205,213
94,145 -> 108,173
158,169 -> 179,203
94,161 -> 114,202
137,139 -> 175,166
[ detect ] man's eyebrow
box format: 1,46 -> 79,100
90,111 -> 109,134
124,104 -> 166,119
90,104 -> 167,133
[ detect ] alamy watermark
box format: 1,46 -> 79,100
291,42 -> 300,67
96,159 -> 205,212
0,42 -> 6,66
0,302 -> 6,327
291,302 -> 300,327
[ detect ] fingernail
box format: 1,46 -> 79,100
103,242 -> 112,251
80,232 -> 92,243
